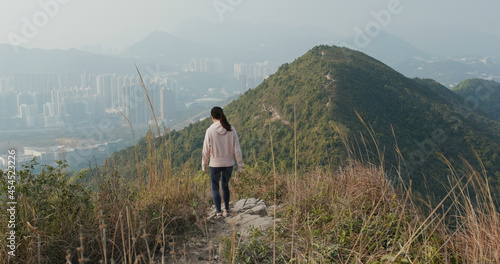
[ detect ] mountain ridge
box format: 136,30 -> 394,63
0,44 -> 135,74
126,31 -> 223,61
110,45 -> 500,202
3,24 -> 500,87
389,22 -> 500,58
452,78 -> 500,120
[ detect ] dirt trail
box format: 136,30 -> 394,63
164,198 -> 277,263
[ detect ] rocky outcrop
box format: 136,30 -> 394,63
167,198 -> 278,263
209,198 -> 276,237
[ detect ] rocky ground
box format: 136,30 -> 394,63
164,198 -> 278,263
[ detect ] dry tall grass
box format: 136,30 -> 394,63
228,157 -> 500,263
2,73 -> 500,263
226,117 -> 500,263
0,68 -> 210,264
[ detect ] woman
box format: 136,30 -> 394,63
202,106 -> 243,218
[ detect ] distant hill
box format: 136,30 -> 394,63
174,19 -> 339,50
343,30 -> 500,87
126,31 -> 222,62
452,79 -> 500,120
390,22 -> 500,58
398,57 -> 500,87
346,30 -> 428,68
3,25 -> 500,87
110,45 -> 500,202
0,44 -> 134,74
173,19 -> 344,63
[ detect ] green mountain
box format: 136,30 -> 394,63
452,78 -> 500,121
110,45 -> 500,201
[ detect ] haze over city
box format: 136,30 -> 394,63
2,1 -> 500,263
1,0 -> 499,50
1,0 -> 500,170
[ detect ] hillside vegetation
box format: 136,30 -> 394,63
2,154 -> 500,262
2,45 -> 500,263
111,45 -> 500,202
452,78 -> 500,120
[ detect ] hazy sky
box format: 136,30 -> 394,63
1,0 -> 499,50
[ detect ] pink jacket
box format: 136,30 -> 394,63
202,121 -> 243,173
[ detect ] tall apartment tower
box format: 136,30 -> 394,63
96,74 -> 112,107
160,87 -> 176,120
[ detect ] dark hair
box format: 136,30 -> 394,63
211,106 -> 232,131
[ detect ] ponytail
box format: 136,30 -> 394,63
211,106 -> 232,131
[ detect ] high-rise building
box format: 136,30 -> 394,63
97,74 -> 112,107
19,104 -> 37,127
111,74 -> 119,107
42,102 -> 64,127
61,100 -> 88,123
80,72 -> 96,92
234,61 -> 277,90
160,87 -> 176,120
89,95 -> 106,119
0,92 -> 17,118
51,89 -> 63,116
35,92 -> 51,114
123,84 -> 149,124
189,58 -> 224,73
58,72 -> 80,89
43,102 -> 55,117
113,74 -> 137,108
239,74 -> 247,94
17,93 -> 35,116
234,63 -> 247,79
0,77 -> 10,94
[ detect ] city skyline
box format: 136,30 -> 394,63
0,57 -> 277,132
1,0 -> 500,171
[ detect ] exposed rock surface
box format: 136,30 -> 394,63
211,198 -> 275,238
164,198 -> 278,263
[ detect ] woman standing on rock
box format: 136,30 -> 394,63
202,106 -> 244,218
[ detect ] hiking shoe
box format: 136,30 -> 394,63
213,212 -> 222,219
222,209 -> 229,218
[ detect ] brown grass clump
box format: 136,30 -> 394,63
228,153 -> 500,263
2,75 -> 500,263
448,156 -> 500,263
0,67 -> 210,264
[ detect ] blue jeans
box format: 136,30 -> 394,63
210,166 -> 233,213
